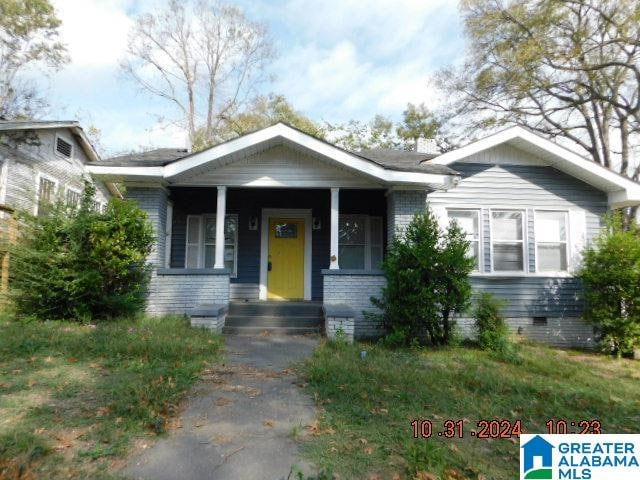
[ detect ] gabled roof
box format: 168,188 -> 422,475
88,123 -> 459,189
102,148 -> 189,167
353,148 -> 448,173
428,126 -> 640,208
0,119 -> 100,163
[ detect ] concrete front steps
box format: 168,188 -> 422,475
223,301 -> 323,335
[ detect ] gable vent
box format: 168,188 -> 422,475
56,137 -> 73,158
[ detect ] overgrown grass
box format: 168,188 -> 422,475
301,341 -> 640,479
0,315 -> 223,479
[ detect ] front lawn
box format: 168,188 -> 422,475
0,314 -> 222,479
301,341 -> 640,479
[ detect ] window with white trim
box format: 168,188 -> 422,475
339,215 -> 383,270
535,210 -> 568,272
66,188 -> 82,209
448,209 -> 480,271
37,176 -> 57,216
491,210 -> 525,272
185,214 -> 238,275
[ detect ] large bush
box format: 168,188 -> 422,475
11,183 -> 154,319
579,213 -> 640,357
372,208 -> 475,346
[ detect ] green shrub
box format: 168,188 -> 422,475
379,327 -> 408,348
579,213 -> 640,357
10,183 -> 154,320
371,207 -> 475,346
473,292 -> 521,364
474,292 -> 508,351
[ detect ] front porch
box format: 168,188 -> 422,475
164,186 -> 388,302
91,124 -> 456,338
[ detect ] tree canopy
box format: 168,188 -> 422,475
326,103 -> 441,152
439,0 -> 640,182
193,94 -> 325,150
122,0 -> 274,150
0,0 -> 68,118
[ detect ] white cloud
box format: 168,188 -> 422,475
52,0 -> 134,69
269,0 -> 462,121
44,0 -> 465,153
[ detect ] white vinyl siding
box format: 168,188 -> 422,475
185,214 -> 238,276
447,209 -> 481,271
339,215 -> 383,270
535,210 -> 568,272
491,210 -> 525,272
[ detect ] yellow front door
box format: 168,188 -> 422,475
267,217 -> 305,300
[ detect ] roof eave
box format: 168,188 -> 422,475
431,126 -> 640,203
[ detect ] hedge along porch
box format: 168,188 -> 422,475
88,123 -> 457,338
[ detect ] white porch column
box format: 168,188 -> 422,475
330,187 -> 340,269
214,186 -> 227,269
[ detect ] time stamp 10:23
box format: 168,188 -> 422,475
410,419 -> 603,439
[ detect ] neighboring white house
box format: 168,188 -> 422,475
0,120 -> 116,217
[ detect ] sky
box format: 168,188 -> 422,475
45,0 -> 465,156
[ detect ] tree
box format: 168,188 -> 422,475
396,103 -> 440,150
371,208 -> 475,346
326,114 -> 401,151
439,0 -> 640,183
579,213 -> 640,357
121,0 -> 274,149
0,0 -> 68,118
193,94 -> 324,150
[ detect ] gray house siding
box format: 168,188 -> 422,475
0,128 -> 110,213
168,187 -> 387,301
431,164 -> 607,274
427,159 -> 608,347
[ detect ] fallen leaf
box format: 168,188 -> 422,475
263,419 -> 275,428
364,446 -> 374,455
414,472 -> 437,480
215,397 -> 233,407
444,469 -> 465,480
359,438 -> 368,444
96,406 -> 111,417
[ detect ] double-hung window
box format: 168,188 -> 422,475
448,209 -> 480,271
66,188 -> 82,209
36,175 -> 57,216
185,214 -> 238,275
491,210 -> 525,272
535,210 -> 568,272
339,215 -> 383,270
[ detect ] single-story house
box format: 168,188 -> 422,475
86,123 -> 640,347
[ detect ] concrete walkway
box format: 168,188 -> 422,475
124,334 -> 319,480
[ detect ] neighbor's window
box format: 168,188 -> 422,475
66,188 -> 81,209
339,215 -> 383,270
185,214 -> 238,275
37,176 -> 57,216
536,210 -> 568,272
491,210 -> 525,272
448,209 -> 480,271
